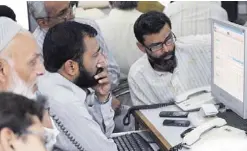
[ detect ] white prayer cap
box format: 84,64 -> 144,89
0,17 -> 22,52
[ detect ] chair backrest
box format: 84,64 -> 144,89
112,78 -> 132,106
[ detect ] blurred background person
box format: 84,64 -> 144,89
97,1 -> 143,79
0,92 -> 47,151
0,5 -> 16,21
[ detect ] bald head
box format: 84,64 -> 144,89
0,17 -> 44,97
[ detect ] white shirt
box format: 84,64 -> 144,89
33,18 -> 120,89
128,35 -> 211,105
164,1 -> 228,37
96,9 -> 144,78
37,73 -> 117,151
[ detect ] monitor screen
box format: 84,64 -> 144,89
0,2 -> 29,30
212,19 -> 247,119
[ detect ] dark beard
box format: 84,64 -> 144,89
148,48 -> 177,73
74,61 -> 98,89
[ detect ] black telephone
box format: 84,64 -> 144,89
48,108 -> 85,151
123,100 -> 175,126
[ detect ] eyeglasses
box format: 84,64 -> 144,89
144,32 -> 176,52
37,2 -> 73,21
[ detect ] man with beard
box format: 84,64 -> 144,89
28,1 -> 121,115
0,17 -> 59,151
37,21 -> 118,151
0,17 -> 44,99
28,1 -> 120,90
128,11 -> 211,105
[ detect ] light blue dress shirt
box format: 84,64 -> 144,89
33,18 -> 120,89
37,72 -> 118,151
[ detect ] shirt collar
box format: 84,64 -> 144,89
46,72 -> 87,99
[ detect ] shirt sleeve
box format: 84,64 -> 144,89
86,92 -> 115,137
49,89 -> 118,151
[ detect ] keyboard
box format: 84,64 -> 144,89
112,133 -> 154,151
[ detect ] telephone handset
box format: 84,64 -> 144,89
123,101 -> 175,125
175,86 -> 216,111
48,109 -> 85,151
182,117 -> 227,146
175,86 -> 211,103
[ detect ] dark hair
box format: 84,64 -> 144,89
0,92 -> 46,135
0,5 -> 16,21
109,1 -> 138,10
43,21 -> 97,72
134,11 -> 172,44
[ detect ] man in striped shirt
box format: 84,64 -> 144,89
128,11 -> 211,105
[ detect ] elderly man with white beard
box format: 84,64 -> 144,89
0,17 -> 59,151
0,17 -> 44,98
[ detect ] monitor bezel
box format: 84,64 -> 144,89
211,18 -> 247,119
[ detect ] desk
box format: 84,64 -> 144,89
134,110 -> 172,150
133,105 -> 247,151
133,105 -> 191,151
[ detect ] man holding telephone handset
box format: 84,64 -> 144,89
37,21 -> 118,151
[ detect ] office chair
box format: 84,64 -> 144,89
112,78 -> 132,106
113,78 -> 135,132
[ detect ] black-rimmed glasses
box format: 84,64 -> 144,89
144,32 -> 176,52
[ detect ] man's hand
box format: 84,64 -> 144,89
93,63 -> 111,102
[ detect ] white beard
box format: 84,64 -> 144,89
8,68 -> 36,99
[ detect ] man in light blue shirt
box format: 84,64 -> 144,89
28,1 -> 120,89
37,21 -> 118,151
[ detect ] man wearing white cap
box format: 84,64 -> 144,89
0,17 -> 44,98
0,17 -> 60,151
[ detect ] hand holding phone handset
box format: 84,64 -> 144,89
93,64 -> 111,103
48,108 -> 85,151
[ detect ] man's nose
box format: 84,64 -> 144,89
98,52 -> 107,66
36,62 -> 45,76
162,43 -> 170,53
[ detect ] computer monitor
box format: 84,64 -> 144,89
211,19 -> 247,119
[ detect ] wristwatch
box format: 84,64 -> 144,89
97,93 -> 112,104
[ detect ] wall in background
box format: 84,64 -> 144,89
0,1 -> 29,30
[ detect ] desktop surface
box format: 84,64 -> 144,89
138,105 -> 190,148
135,104 -> 247,151
217,110 -> 247,131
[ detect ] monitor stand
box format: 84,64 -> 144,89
217,109 -> 247,131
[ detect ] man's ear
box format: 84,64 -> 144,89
0,128 -> 16,151
0,59 -> 9,85
36,19 -> 49,29
136,42 -> 146,53
63,60 -> 79,77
